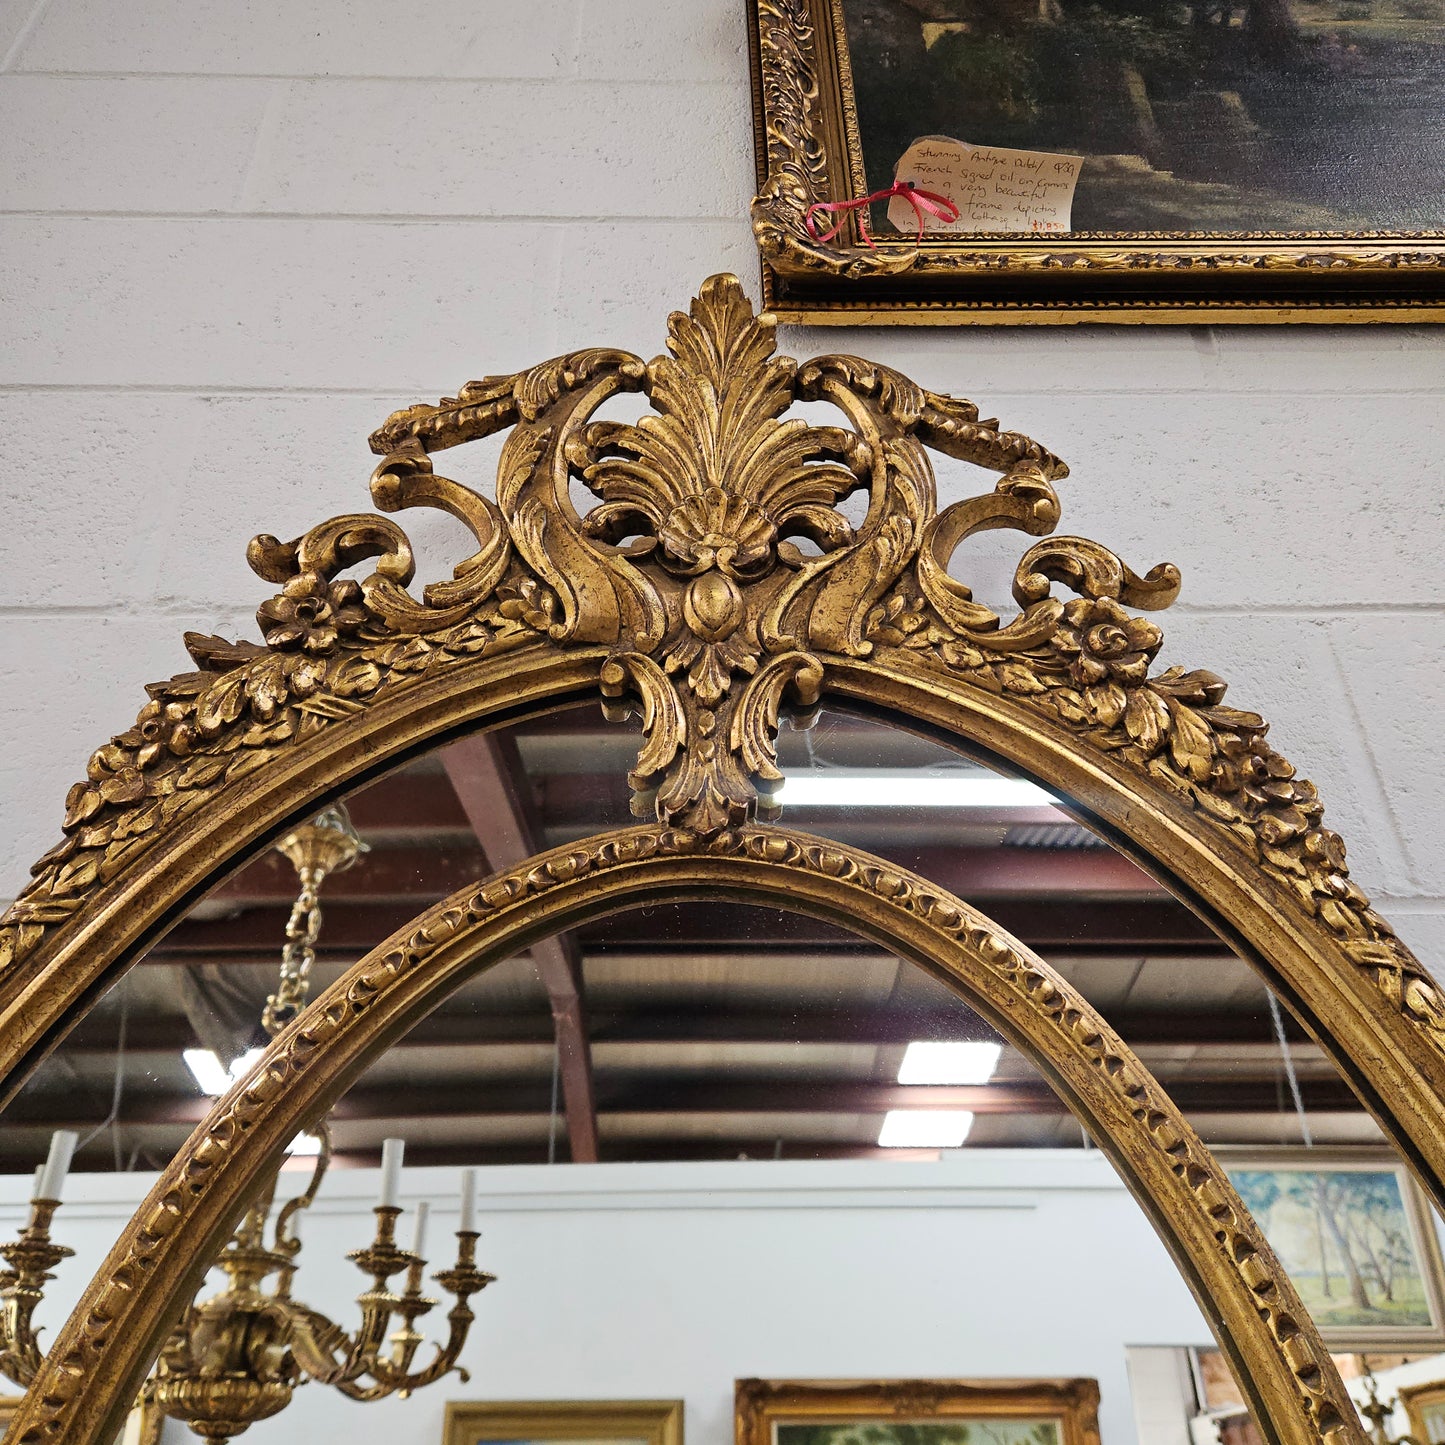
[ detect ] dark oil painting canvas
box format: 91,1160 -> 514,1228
839,0 -> 1445,234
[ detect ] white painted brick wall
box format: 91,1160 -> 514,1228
1,0 -> 1441,985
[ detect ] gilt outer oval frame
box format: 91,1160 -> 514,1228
1,273 -> 1442,1444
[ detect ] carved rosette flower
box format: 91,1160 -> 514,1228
112,698 -> 173,771
256,573 -> 367,655
1053,596 -> 1163,725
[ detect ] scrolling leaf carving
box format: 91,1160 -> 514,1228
1,272 -> 1439,1071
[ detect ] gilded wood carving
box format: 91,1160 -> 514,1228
1,276 -> 1438,1112
0,274 -> 1442,1443
735,1377 -> 1102,1445
3,827 -> 1360,1445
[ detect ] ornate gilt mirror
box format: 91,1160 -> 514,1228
1,275 -> 1442,1445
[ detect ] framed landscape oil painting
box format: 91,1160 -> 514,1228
736,1379 -> 1102,1445
1222,1152 -> 1445,1348
747,0 -> 1445,321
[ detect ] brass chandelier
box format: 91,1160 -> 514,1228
0,806 -> 494,1442
1357,1368 -> 1426,1445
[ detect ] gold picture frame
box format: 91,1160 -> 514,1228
1220,1151 -> 1445,1350
746,0 -> 1445,324
444,1401 -> 684,1445
0,1396 -> 163,1444
736,1378 -> 1102,1445
1400,1380 -> 1445,1444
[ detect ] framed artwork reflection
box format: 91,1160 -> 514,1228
736,1378 -> 1102,1445
443,1400 -> 684,1445
1222,1151 -> 1445,1349
1401,1379 -> 1445,1443
0,1396 -> 163,1444
747,0 -> 1445,322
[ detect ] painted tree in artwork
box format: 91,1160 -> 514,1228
1232,1170 -> 1332,1293
1246,0 -> 1299,57
1307,1173 -> 1373,1311
1346,1173 -> 1414,1306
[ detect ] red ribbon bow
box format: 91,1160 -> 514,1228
803,179 -> 961,249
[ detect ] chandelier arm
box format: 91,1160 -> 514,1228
0,1343 -> 36,1390
330,1374 -> 405,1402
0,1284 -> 40,1387
378,1302 -> 479,1393
272,1119 -> 333,1257
380,1257 -> 436,1377
284,1302 -> 373,1387
363,1338 -> 454,1396
0,1199 -> 73,1387
379,1231 -> 497,1391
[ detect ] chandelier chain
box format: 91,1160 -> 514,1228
264,869 -> 324,1036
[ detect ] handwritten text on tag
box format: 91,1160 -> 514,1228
887,135 -> 1083,236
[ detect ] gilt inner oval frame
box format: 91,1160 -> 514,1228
2,827 -> 1364,1445
1,272 -> 1442,1445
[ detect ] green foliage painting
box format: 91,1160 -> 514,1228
778,1423 -> 1060,1445
1228,1167 -> 1439,1334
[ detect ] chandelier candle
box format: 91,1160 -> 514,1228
410,1200 -> 429,1257
36,1130 -> 77,1201
459,1170 -> 476,1234
379,1137 -> 404,1210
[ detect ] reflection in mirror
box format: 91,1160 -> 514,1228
2,703 -> 1439,1445
1144,1346 -> 1445,1445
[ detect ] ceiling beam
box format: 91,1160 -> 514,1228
209,843 -> 490,904
321,1142 -> 946,1167
338,770 -> 472,835
57,1002 -> 1310,1060
571,898 -> 1219,951
533,778 -> 1069,835
0,1141 -> 949,1173
340,766 -> 1071,840
150,896 -> 1224,958
206,840 -> 1161,906
5,1075 -> 1362,1131
441,733 -> 599,1164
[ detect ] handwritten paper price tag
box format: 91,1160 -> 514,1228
887,135 -> 1083,236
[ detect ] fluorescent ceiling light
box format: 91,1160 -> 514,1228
286,1133 -> 322,1157
778,773 -> 1052,809
897,1041 -> 1002,1085
878,1110 -> 975,1148
183,1046 -> 265,1097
